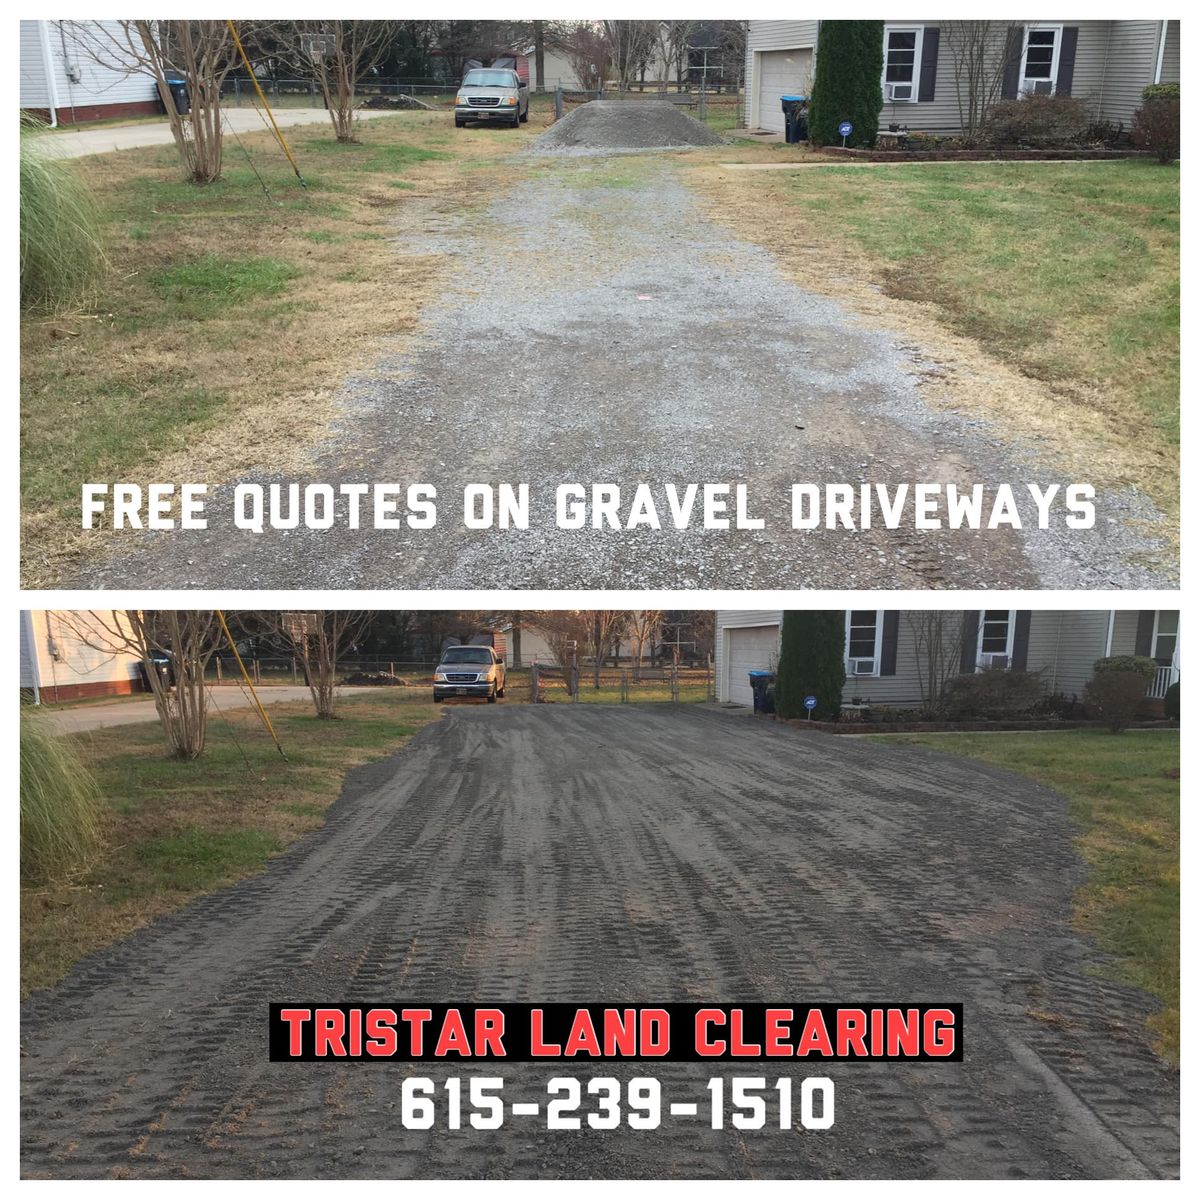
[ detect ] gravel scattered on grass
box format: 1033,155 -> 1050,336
530,100 -> 724,156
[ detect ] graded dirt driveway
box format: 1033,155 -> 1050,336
21,706 -> 1177,1179
80,152 -> 1172,591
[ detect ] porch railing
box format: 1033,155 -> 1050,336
1147,665 -> 1177,699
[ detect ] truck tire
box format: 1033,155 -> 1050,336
487,685 -> 497,703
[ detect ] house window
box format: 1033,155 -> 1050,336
1152,611 -> 1178,665
883,26 -> 923,102
846,610 -> 883,676
977,610 -> 1015,669
1021,25 -> 1061,96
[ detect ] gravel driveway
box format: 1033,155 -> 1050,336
21,706 -> 1178,1179
80,155 -> 1171,590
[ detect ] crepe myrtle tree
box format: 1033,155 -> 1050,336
72,20 -> 246,183
269,611 -> 375,719
274,20 -> 393,143
60,610 -> 223,758
774,611 -> 847,721
807,21 -> 884,148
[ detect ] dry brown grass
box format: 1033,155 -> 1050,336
683,155 -> 1179,544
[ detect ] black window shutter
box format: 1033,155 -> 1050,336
1135,611 -> 1156,657
918,28 -> 940,102
960,611 -> 980,674
1011,611 -> 1032,672
880,611 -> 900,676
1056,27 -> 1078,96
1001,26 -> 1024,99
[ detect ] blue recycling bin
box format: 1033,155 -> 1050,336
780,94 -> 808,143
166,78 -> 190,116
748,670 -> 776,714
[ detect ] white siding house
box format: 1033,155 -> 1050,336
20,611 -> 145,704
714,610 -> 1180,707
744,19 -> 1179,136
20,20 -> 159,126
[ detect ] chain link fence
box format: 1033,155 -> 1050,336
529,663 -> 714,705
220,75 -> 744,129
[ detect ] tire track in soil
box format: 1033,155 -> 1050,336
22,706 -> 1178,1179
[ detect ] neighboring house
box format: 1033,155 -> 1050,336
20,611 -> 146,704
20,19 -> 159,126
713,609 -> 1181,708
744,19 -> 1180,135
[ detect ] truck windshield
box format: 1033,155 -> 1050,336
441,647 -> 492,664
463,70 -> 518,88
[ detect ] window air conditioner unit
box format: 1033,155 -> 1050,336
849,658 -> 877,676
884,82 -> 912,102
979,653 -> 1010,670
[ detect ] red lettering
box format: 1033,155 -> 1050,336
314,1009 -> 346,1057
402,1008 -> 431,1056
530,1009 -> 560,1056
564,1010 -> 602,1057
730,1008 -> 762,1056
366,1008 -> 397,1057
603,1009 -> 637,1057
924,1008 -> 956,1057
695,1008 -> 726,1056
279,1008 -> 310,1057
796,1009 -> 833,1057
434,1008 -> 473,1057
641,1009 -> 670,1056
837,1008 -> 868,1057
765,1008 -> 793,1056
476,1008 -> 506,1057
886,1008 -> 921,1057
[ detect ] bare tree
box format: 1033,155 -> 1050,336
906,611 -> 968,708
556,21 -> 610,92
278,21 -> 392,143
269,611 -> 374,719
72,20 -> 244,183
657,20 -> 696,93
532,19 -> 546,92
627,611 -> 664,681
943,21 -> 1022,146
590,611 -> 629,689
60,611 -> 223,758
602,20 -> 659,93
529,611 -> 591,697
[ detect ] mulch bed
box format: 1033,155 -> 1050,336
818,146 -> 1150,163
771,716 -> 1178,735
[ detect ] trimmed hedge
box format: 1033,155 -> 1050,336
775,611 -> 847,721
1094,654 -> 1157,680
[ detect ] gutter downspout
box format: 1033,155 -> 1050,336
22,611 -> 42,705
1154,19 -> 1168,84
1105,610 -> 1116,657
37,19 -> 59,127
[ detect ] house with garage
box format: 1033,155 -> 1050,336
20,611 -> 147,704
20,19 -> 159,126
744,19 -> 1180,135
714,609 -> 1180,709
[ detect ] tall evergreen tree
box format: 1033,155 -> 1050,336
774,611 -> 847,720
807,21 -> 884,148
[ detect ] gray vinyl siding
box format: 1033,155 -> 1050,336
1024,610 -> 1109,698
1109,610 -> 1140,656
715,609 -> 1126,707
1159,20 -> 1179,83
1094,20 -> 1162,126
714,610 -> 783,702
746,18 -> 1179,136
746,20 -> 820,127
885,20 -> 1115,134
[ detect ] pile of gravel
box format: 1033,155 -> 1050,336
530,100 -> 724,155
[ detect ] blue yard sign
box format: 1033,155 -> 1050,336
838,120 -> 853,147
804,695 -> 818,711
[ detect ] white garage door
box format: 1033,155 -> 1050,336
757,48 -> 813,133
727,625 -> 781,706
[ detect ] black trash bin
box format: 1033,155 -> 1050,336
780,94 -> 808,144
748,670 -> 776,714
166,78 -> 190,116
138,654 -> 174,692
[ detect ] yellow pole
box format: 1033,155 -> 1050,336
226,19 -> 307,187
215,610 -> 287,759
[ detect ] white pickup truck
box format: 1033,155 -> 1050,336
454,69 -> 529,129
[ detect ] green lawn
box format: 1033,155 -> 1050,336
21,691 -> 440,995
776,160 -> 1180,449
879,729 -> 1179,1059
